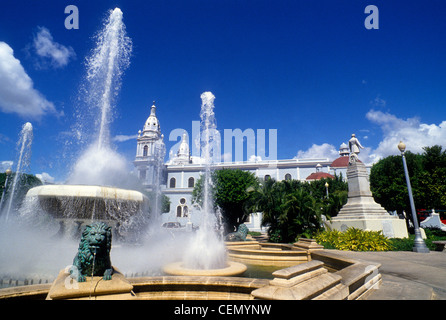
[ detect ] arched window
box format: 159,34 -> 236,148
170,177 -> 176,188
285,173 -> 292,181
177,199 -> 188,218
143,145 -> 148,157
264,175 -> 271,181
188,177 -> 195,188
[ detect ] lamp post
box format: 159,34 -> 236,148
0,168 -> 12,213
325,182 -> 329,199
398,141 -> 429,253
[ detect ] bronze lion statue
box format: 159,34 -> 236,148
225,224 -> 249,241
69,222 -> 113,282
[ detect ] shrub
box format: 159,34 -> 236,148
268,229 -> 283,243
314,229 -> 342,249
389,236 -> 415,251
315,228 -> 393,251
424,227 -> 446,239
248,231 -> 262,237
389,227 -> 446,251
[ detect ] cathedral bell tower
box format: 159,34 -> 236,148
171,132 -> 191,165
133,102 -> 166,190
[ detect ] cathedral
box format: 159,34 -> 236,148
133,102 -> 357,231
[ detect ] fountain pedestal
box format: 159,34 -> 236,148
25,184 -> 149,240
46,267 -> 134,300
163,261 -> 247,277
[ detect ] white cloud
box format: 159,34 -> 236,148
0,133 -> 11,144
0,41 -> 58,118
366,109 -> 446,161
33,27 -> 75,68
112,134 -> 138,142
295,143 -> 339,161
0,161 -> 13,172
35,172 -> 55,184
294,110 -> 446,166
248,155 -> 262,162
221,152 -> 233,162
370,95 -> 386,108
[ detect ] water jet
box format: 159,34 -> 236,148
2,122 -> 33,222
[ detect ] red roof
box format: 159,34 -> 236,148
305,172 -> 334,181
331,156 -> 362,168
331,156 -> 350,168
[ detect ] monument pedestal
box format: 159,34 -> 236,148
330,217 -> 408,239
329,160 -> 408,238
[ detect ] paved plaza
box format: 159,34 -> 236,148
327,250 -> 446,300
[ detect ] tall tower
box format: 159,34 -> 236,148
339,142 -> 350,157
171,132 -> 191,165
134,102 -> 166,190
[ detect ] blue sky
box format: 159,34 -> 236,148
1,0 -> 446,183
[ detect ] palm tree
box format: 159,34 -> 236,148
246,178 -> 284,239
247,178 -> 346,242
321,191 -> 348,219
281,188 -> 323,241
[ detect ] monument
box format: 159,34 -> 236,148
329,134 -> 408,238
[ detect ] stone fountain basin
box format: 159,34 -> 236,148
226,241 -> 311,267
25,185 -> 149,220
0,250 -> 382,300
163,261 -> 247,277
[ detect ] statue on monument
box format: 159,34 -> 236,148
348,134 -> 364,164
329,133 -> 409,238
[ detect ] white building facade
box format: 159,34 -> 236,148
134,103 -> 364,232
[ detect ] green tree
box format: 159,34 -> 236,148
281,188 -> 322,240
247,178 -> 285,241
0,172 -> 42,213
248,177 -> 347,242
321,190 -> 348,219
418,146 -> 446,209
370,152 -> 424,214
144,191 -> 171,214
192,169 -> 259,234
370,145 -> 446,225
308,175 -> 348,201
192,169 -> 348,242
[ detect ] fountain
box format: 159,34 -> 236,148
24,184 -> 149,240
68,7 -> 132,187
20,8 -> 151,241
0,8 -> 385,301
163,92 -> 246,277
2,122 -> 33,222
149,136 -> 167,227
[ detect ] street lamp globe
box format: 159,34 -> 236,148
324,182 -> 329,198
398,141 -> 406,153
